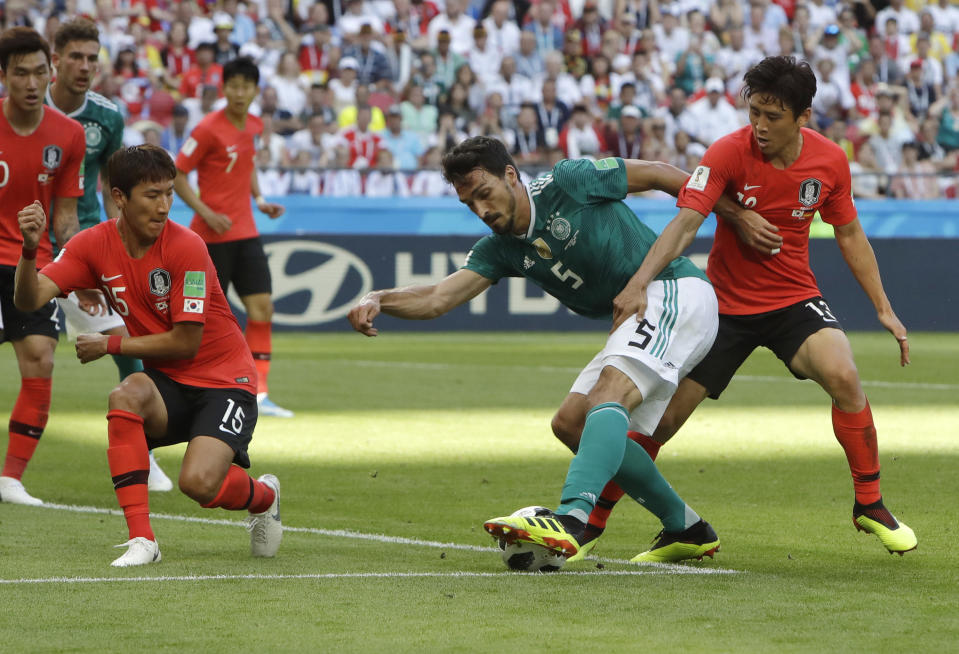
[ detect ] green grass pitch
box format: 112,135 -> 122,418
1,331 -> 957,652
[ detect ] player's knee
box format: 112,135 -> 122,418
178,470 -> 219,505
107,377 -> 152,413
825,365 -> 864,407
551,411 -> 582,453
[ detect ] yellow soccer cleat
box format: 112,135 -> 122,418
853,500 -> 917,555
484,511 -> 581,558
566,536 -> 600,563
631,519 -> 720,563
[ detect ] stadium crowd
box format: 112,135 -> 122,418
3,0 -> 958,199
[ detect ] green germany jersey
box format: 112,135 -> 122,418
463,157 -> 709,320
45,88 -> 125,230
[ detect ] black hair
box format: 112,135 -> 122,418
0,26 -> 51,72
107,145 -> 177,198
223,56 -> 260,85
441,136 -> 518,186
741,55 -> 816,119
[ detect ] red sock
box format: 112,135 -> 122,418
832,401 -> 881,505
586,431 -> 659,532
107,410 -> 154,541
202,464 -> 275,513
3,377 -> 52,479
245,320 -> 272,395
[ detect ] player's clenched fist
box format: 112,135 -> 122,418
75,333 -> 109,364
18,200 -> 46,249
348,295 -> 382,337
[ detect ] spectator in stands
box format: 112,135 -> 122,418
673,33 -> 711,96
339,85 -> 387,131
401,82 -> 439,146
113,44 -> 152,121
380,104 -> 425,169
211,12 -> 239,65
688,10 -> 721,58
431,109 -> 469,152
604,104 -> 643,160
709,0 -> 746,37
390,0 -> 440,52
508,102 -> 547,166
470,26 -> 502,87
890,141 -> 939,199
427,0 -> 476,57
875,0 -> 919,37
744,1 -> 779,55
257,113 -> 291,168
523,0 -> 564,59
322,144 -> 363,196
366,149 -> 410,197
928,0 -> 959,40
299,83 -> 337,126
161,20 -> 192,92
220,0 -> 256,47
805,0 -> 838,34
295,25 -> 336,85
489,55 -> 536,126
715,24 -> 763,84
560,103 -> 606,160
343,24 -> 393,87
329,56 -> 360,112
440,82 -> 478,133
652,7 -> 689,65
812,57 -> 853,125
867,33 -> 904,86
514,30 -> 544,80
849,141 -> 886,199
929,84 -> 959,153
340,105 -> 383,168
454,63 -> 487,116
573,1 -> 605,58
912,33 -> 945,98
433,30 -> 466,91
916,116 -> 956,172
181,0 -> 215,50
412,51 -> 444,106
339,0 -> 386,38
540,50 -> 583,109
606,81 -> 644,123
869,111 -> 906,175
269,51 -> 308,118
256,147 -> 291,196
824,117 -> 855,161
535,77 -> 570,149
654,85 -> 698,150
475,90 -> 510,145
410,146 -> 451,196
581,54 -> 614,115
289,112 -> 335,168
850,57 -> 879,120
179,41 -> 222,99
904,59 -> 937,122
483,0 -> 521,58
161,104 -> 191,157
686,77 -> 741,146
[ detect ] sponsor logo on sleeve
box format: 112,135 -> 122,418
591,157 -> 619,170
183,298 -> 204,313
686,166 -> 710,191
183,271 -> 206,298
181,137 -> 198,156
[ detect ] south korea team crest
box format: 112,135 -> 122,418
148,268 -> 172,296
798,178 -> 822,207
42,145 -> 62,170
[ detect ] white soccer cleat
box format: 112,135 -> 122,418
257,394 -> 294,418
147,451 -> 174,492
111,537 -> 161,567
247,474 -> 282,557
0,476 -> 44,506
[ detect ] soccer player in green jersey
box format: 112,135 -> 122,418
46,19 -> 172,491
348,136 -> 758,563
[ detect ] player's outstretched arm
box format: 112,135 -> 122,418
833,218 -> 910,366
76,322 -> 204,364
14,202 -> 63,312
611,207 -> 708,331
623,159 -> 688,196
349,269 -> 493,337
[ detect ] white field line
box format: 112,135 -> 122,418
337,359 -> 958,391
0,502 -> 741,585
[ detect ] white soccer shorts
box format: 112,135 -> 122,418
569,277 -> 718,436
58,292 -> 125,341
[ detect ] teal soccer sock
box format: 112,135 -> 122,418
613,439 -> 700,533
557,402 -> 630,521
112,354 -> 144,381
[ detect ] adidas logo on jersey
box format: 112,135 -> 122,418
523,256 -> 535,270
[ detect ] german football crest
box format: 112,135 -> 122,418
42,145 -> 62,170
84,123 -> 103,148
549,216 -> 571,240
148,268 -> 172,296
799,178 -> 822,207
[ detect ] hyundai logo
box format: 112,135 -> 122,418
227,240 -> 373,326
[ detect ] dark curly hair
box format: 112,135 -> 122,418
741,56 -> 817,119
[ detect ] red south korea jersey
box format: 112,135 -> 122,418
0,106 -> 85,267
176,109 -> 261,244
41,219 -> 257,393
678,125 -> 857,315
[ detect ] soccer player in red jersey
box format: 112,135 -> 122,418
14,145 -> 282,567
0,27 -> 86,506
603,56 -> 917,556
173,56 -> 293,418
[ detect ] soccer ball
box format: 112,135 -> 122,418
497,506 -> 567,573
